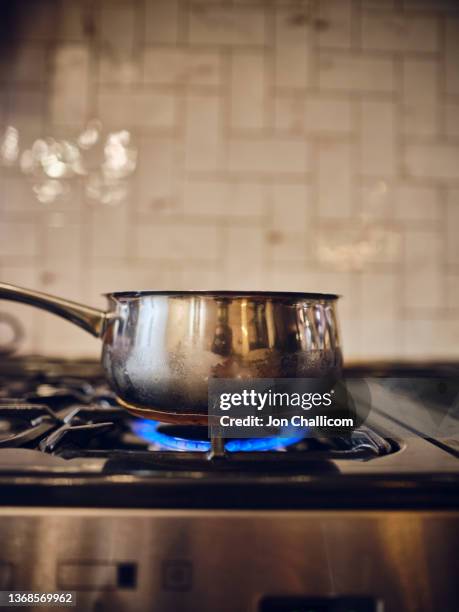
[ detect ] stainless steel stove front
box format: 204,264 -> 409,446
0,507 -> 457,612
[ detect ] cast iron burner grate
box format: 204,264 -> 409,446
0,399 -> 397,473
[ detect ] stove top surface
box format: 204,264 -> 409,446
0,356 -> 458,509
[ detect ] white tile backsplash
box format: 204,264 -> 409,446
228,137 -> 309,175
43,213 -> 81,264
403,58 -> 437,105
97,89 -> 177,130
2,176 -> 42,214
304,96 -> 353,135
274,7 -> 311,89
1,0 -> 458,360
395,184 -> 439,222
50,44 -> 89,122
225,225 -> 264,287
317,0 -> 352,50
445,18 -> 459,97
402,318 -> 459,359
3,45 -> 47,85
360,99 -> 396,177
444,103 -> 459,139
230,51 -> 265,130
446,189 -> 459,265
274,97 -> 305,132
185,94 -> 222,172
361,271 -> 398,321
39,307 -> 100,357
145,0 -> 178,44
101,2 -> 136,54
268,231 -> 309,264
183,179 -> 227,218
404,229 -> 443,309
319,52 -> 394,92
360,319 -> 400,358
229,182 -> 265,219
318,141 -> 353,218
270,183 -> 309,232
9,89 -> 46,132
404,143 -> 459,181
446,272 -> 459,310
137,137 -> 178,214
0,221 -> 39,258
361,12 -> 438,53
183,179 -> 265,219
360,270 -> 399,356
402,58 -> 438,137
143,47 -> 222,86
55,1 -> 88,42
89,204 -> 129,260
136,222 -> 220,262
188,5 -> 265,47
99,2 -> 138,85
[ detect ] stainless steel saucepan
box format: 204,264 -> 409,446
0,284 -> 342,424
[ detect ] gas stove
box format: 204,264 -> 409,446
0,356 -> 458,611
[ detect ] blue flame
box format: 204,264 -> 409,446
131,419 -> 304,452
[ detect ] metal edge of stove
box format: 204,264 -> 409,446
0,471 -> 458,511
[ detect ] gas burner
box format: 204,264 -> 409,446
131,420 -> 304,453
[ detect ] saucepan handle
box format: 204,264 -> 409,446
0,283 -> 107,338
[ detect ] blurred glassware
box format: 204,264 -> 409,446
0,126 -> 19,167
0,120 -> 137,206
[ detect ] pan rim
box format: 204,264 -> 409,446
105,290 -> 340,300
